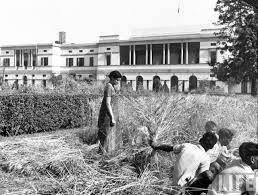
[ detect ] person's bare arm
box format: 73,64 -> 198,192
106,96 -> 115,126
152,144 -> 174,152
149,140 -> 174,152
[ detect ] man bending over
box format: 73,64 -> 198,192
149,132 -> 217,187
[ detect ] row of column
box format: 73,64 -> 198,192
128,43 -> 189,65
14,49 -> 36,67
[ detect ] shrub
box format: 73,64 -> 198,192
0,93 -> 97,136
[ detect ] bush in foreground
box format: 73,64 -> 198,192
0,93 -> 94,136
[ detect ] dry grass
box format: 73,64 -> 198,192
0,94 -> 257,194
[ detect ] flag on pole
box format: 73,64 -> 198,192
178,0 -> 181,13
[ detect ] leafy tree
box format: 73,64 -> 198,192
211,0 -> 257,95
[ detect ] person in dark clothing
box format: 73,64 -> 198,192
97,70 -> 122,154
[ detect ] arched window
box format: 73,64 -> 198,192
136,76 -> 143,91
189,75 -> 197,91
23,75 -> 28,85
153,75 -> 161,92
241,77 -> 248,94
121,76 -> 127,89
171,76 -> 178,92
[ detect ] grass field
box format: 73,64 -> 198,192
0,94 -> 257,194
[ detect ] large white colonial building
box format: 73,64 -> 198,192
0,26 -> 252,93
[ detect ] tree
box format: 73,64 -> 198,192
241,0 -> 258,9
211,0 -> 257,95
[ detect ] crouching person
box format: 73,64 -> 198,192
207,142 -> 258,195
149,132 -> 217,188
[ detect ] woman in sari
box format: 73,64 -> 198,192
97,70 -> 122,154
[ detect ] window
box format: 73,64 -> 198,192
90,49 -> 94,52
16,50 -> 21,66
32,54 -> 37,66
69,50 -> 72,53
24,53 -> 29,68
106,48 -> 111,51
16,75 -> 18,77
170,43 -> 181,64
6,51 -> 9,54
188,42 -> 200,64
210,51 -> 217,65
43,50 -> 47,52
41,57 -> 48,66
211,43 -> 216,46
23,76 -> 28,85
210,81 -> 216,89
3,58 -> 10,66
210,73 -> 215,77
43,80 -> 47,88
77,58 -> 84,66
5,75 -> 8,77
43,75 -> 46,77
106,55 -> 111,65
66,58 -> 73,67
120,46 -> 129,65
89,57 -> 94,66
79,50 -> 83,53
32,79 -> 35,85
32,74 -> 35,77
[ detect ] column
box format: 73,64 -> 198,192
30,49 -> 33,66
146,45 -> 148,65
143,80 -> 148,90
150,44 -> 153,65
21,50 -> 24,67
149,80 -> 153,91
129,45 -> 131,65
178,80 -> 183,92
181,43 -> 183,64
28,50 -> 30,67
132,80 -> 136,91
185,80 -> 189,92
186,42 -> 189,64
133,45 -> 136,65
163,44 -> 165,64
167,43 -> 170,64
20,50 -> 22,67
13,50 -> 16,67
35,45 -> 38,67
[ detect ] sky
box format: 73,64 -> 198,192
0,0 -> 219,45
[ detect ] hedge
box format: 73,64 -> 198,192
0,94 -> 99,136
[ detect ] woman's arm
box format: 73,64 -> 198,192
106,96 -> 115,126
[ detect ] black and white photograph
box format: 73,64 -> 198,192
0,0 -> 257,194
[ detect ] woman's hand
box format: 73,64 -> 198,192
110,118 -> 116,127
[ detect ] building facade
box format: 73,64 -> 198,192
0,25 -> 252,93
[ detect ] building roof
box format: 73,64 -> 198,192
0,24 -> 221,48
130,24 -> 220,38
61,43 -> 98,48
1,43 -> 60,49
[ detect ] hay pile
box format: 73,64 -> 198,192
0,129 -> 178,194
0,94 -> 256,194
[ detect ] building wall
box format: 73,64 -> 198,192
98,45 -> 119,65
0,32 -> 254,94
